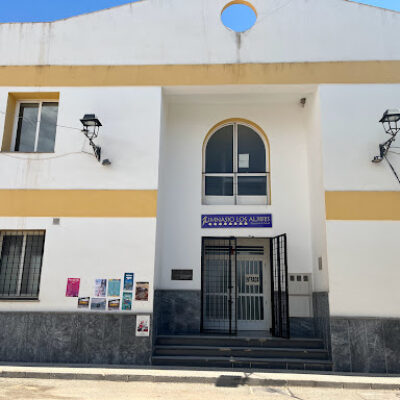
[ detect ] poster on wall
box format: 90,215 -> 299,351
123,273 -> 134,291
108,279 -> 121,297
135,315 -> 150,337
122,292 -> 133,311
108,298 -> 121,310
66,278 -> 80,297
94,279 -> 107,297
90,298 -> 106,310
78,297 -> 90,309
135,282 -> 149,301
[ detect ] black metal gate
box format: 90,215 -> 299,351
270,234 -> 290,338
201,237 -> 237,334
202,235 -> 290,338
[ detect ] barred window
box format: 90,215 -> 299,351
0,231 -> 45,299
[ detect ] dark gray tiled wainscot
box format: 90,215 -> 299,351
0,312 -> 152,365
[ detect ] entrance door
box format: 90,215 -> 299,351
202,237 -> 271,334
236,238 -> 270,331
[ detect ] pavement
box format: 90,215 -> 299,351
1,378 -> 400,400
0,364 -> 399,390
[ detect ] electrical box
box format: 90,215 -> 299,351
288,273 -> 312,317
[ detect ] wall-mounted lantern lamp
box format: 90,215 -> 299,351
372,109 -> 400,184
80,114 -> 111,166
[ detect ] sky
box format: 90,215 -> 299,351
0,0 -> 398,23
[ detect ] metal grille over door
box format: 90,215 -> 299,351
202,238 -> 237,334
270,234 -> 290,338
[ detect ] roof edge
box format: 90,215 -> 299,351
344,0 -> 400,14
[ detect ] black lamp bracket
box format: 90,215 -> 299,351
372,134 -> 400,184
82,126 -> 101,162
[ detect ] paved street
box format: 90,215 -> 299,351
0,378 -> 399,400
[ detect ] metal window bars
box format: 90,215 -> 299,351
0,231 -> 45,299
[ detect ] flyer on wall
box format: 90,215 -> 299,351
66,278 -> 80,297
108,279 -> 121,297
78,297 -> 90,309
122,292 -> 133,310
135,315 -> 150,336
108,298 -> 121,310
90,298 -> 106,310
123,273 -> 134,291
94,279 -> 107,297
135,282 -> 149,301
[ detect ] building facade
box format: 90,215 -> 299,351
0,0 -> 399,373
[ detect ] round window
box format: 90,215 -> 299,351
221,1 -> 257,33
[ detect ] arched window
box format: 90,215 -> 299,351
203,120 -> 270,205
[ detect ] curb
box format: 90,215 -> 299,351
0,368 -> 400,390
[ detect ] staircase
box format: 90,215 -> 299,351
152,335 -> 332,371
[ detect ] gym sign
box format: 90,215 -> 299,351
201,214 -> 272,229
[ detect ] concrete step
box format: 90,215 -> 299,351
155,335 -> 325,349
153,345 -> 329,360
152,355 -> 333,371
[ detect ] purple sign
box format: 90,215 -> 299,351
201,214 -> 272,228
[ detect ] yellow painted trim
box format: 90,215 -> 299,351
0,190 -> 157,218
1,92 -> 60,151
2,95 -> 16,152
203,118 -> 271,204
221,1 -> 257,17
0,62 -> 399,87
9,92 -> 60,101
325,191 -> 400,221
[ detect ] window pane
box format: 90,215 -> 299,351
205,176 -> 233,196
37,102 -> 58,152
0,235 -> 23,296
238,124 -> 266,173
205,125 -> 233,173
15,104 -> 39,152
238,176 -> 267,196
20,235 -> 45,297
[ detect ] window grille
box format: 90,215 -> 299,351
0,231 -> 45,299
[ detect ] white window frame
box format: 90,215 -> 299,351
0,230 -> 45,299
11,100 -> 59,153
202,122 -> 270,205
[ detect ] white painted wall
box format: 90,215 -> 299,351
0,0 -> 399,66
0,86 -> 162,312
320,84 -> 400,318
0,87 -> 162,190
0,217 -> 155,313
305,91 -> 329,292
327,220 -> 400,318
320,84 -> 400,191
156,90 -> 317,298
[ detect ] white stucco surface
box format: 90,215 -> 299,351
0,0 -> 399,66
305,91 -> 329,292
320,84 -> 400,191
327,220 -> 400,318
0,87 -> 162,190
156,89 -> 321,293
